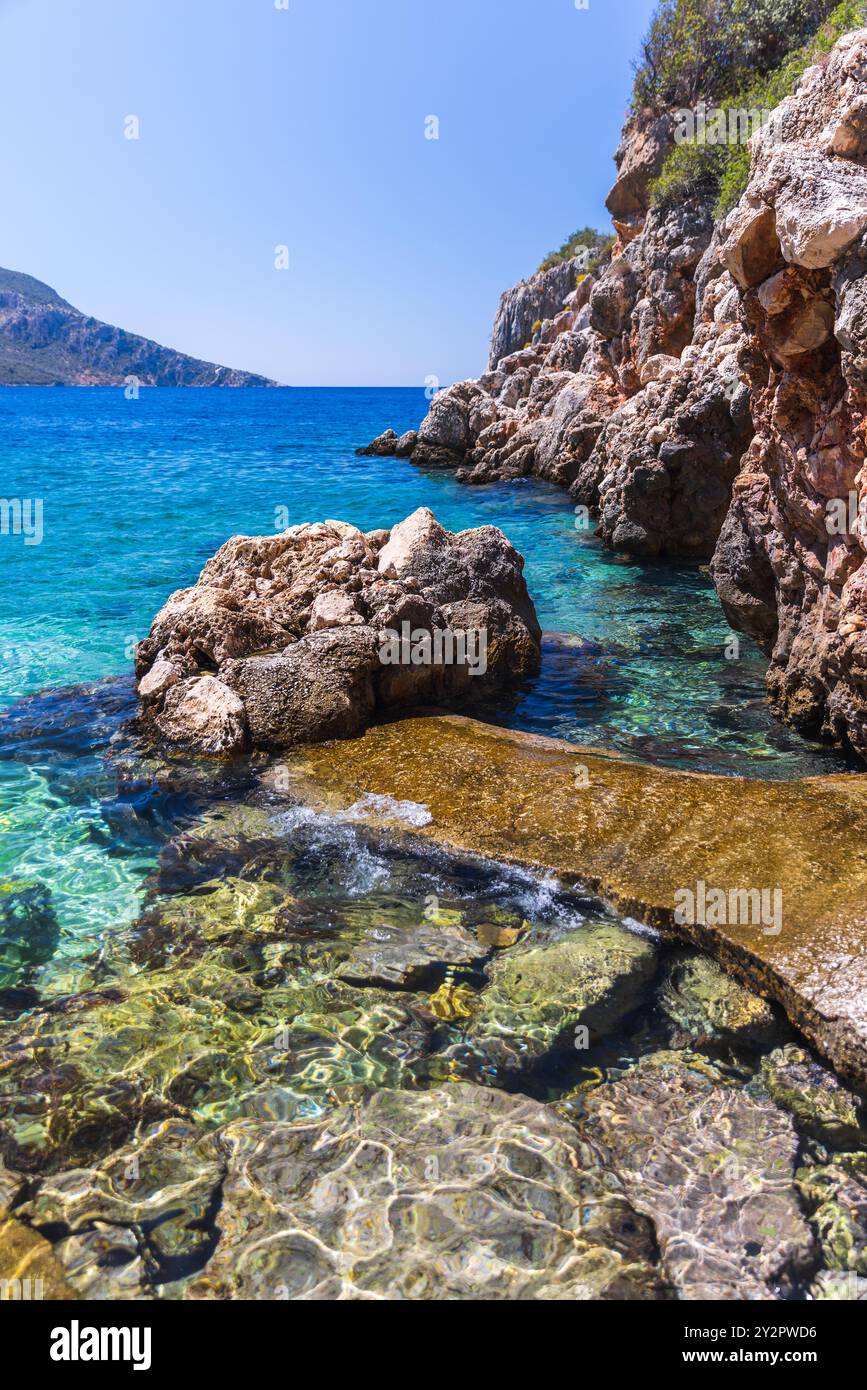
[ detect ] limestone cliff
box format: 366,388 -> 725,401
360,25 -> 867,764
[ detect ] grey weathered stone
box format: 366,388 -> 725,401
581,1051 -> 817,1300
137,510 -> 541,752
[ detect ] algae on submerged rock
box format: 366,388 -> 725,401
468,923 -> 657,1064
658,951 -> 781,1048
580,1050 -> 817,1299
186,1083 -> 670,1301
757,1045 -> 867,1150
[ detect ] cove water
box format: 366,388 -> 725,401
0,385 -> 852,775
0,387 -> 855,990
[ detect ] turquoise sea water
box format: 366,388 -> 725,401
0,387 -> 856,993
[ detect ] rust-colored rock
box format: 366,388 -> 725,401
288,713 -> 867,1086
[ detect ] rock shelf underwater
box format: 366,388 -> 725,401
0,676 -> 866,1301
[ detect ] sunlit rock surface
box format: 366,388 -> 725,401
291,713 -> 867,1085
468,924 -> 656,1065
0,1209 -> 77,1300
187,1085 -> 669,1301
581,1051 -> 816,1299
135,509 -> 541,754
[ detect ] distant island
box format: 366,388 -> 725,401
0,267 -> 276,386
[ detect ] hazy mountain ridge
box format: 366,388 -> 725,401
0,267 -> 276,386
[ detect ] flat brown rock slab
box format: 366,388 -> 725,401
285,714 -> 867,1085
0,1210 -> 77,1300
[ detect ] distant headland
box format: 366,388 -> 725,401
0,266 -> 276,386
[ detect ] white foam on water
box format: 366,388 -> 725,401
338,792 -> 433,828
270,803 -> 390,895
620,914 -> 662,941
487,865 -> 564,918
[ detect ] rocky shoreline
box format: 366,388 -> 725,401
5,9 -> 867,1310
360,28 -> 867,766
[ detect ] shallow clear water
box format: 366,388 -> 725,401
0,386 -> 853,771
0,387 -> 857,991
1,390 -> 864,1306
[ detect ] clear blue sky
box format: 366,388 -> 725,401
0,0 -> 657,385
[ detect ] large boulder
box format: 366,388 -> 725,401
136,509 -> 541,753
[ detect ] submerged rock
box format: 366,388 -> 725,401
188,1083 -> 669,1300
796,1157 -> 867,1277
812,1269 -> 867,1299
581,1051 -> 816,1299
756,1045 -> 866,1149
291,713 -> 867,1086
20,1117 -> 223,1297
136,509 -> 541,754
336,920 -> 487,990
0,881 -> 60,989
658,951 -> 780,1048
0,1210 -> 77,1301
468,923 -> 656,1064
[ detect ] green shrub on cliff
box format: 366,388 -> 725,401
537,228 -> 615,275
633,0 -> 841,111
647,0 -> 867,216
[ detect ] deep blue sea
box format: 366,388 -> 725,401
0,387 -> 855,991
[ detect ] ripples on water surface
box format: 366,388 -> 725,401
0,387 -> 857,991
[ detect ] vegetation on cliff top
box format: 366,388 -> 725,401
633,0 -> 843,111
644,0 -> 867,216
536,227 -> 615,276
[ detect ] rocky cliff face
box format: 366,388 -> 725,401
710,32 -> 867,758
360,27 -> 867,764
0,267 -> 274,386
487,254 -> 586,369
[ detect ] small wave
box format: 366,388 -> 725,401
487,865 -> 564,918
270,803 -> 390,895
620,914 -> 662,941
338,793 -> 433,828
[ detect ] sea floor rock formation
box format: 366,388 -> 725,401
1,688 -> 866,1300
581,1050 -> 816,1299
289,713 -> 867,1087
186,1086 -> 669,1301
